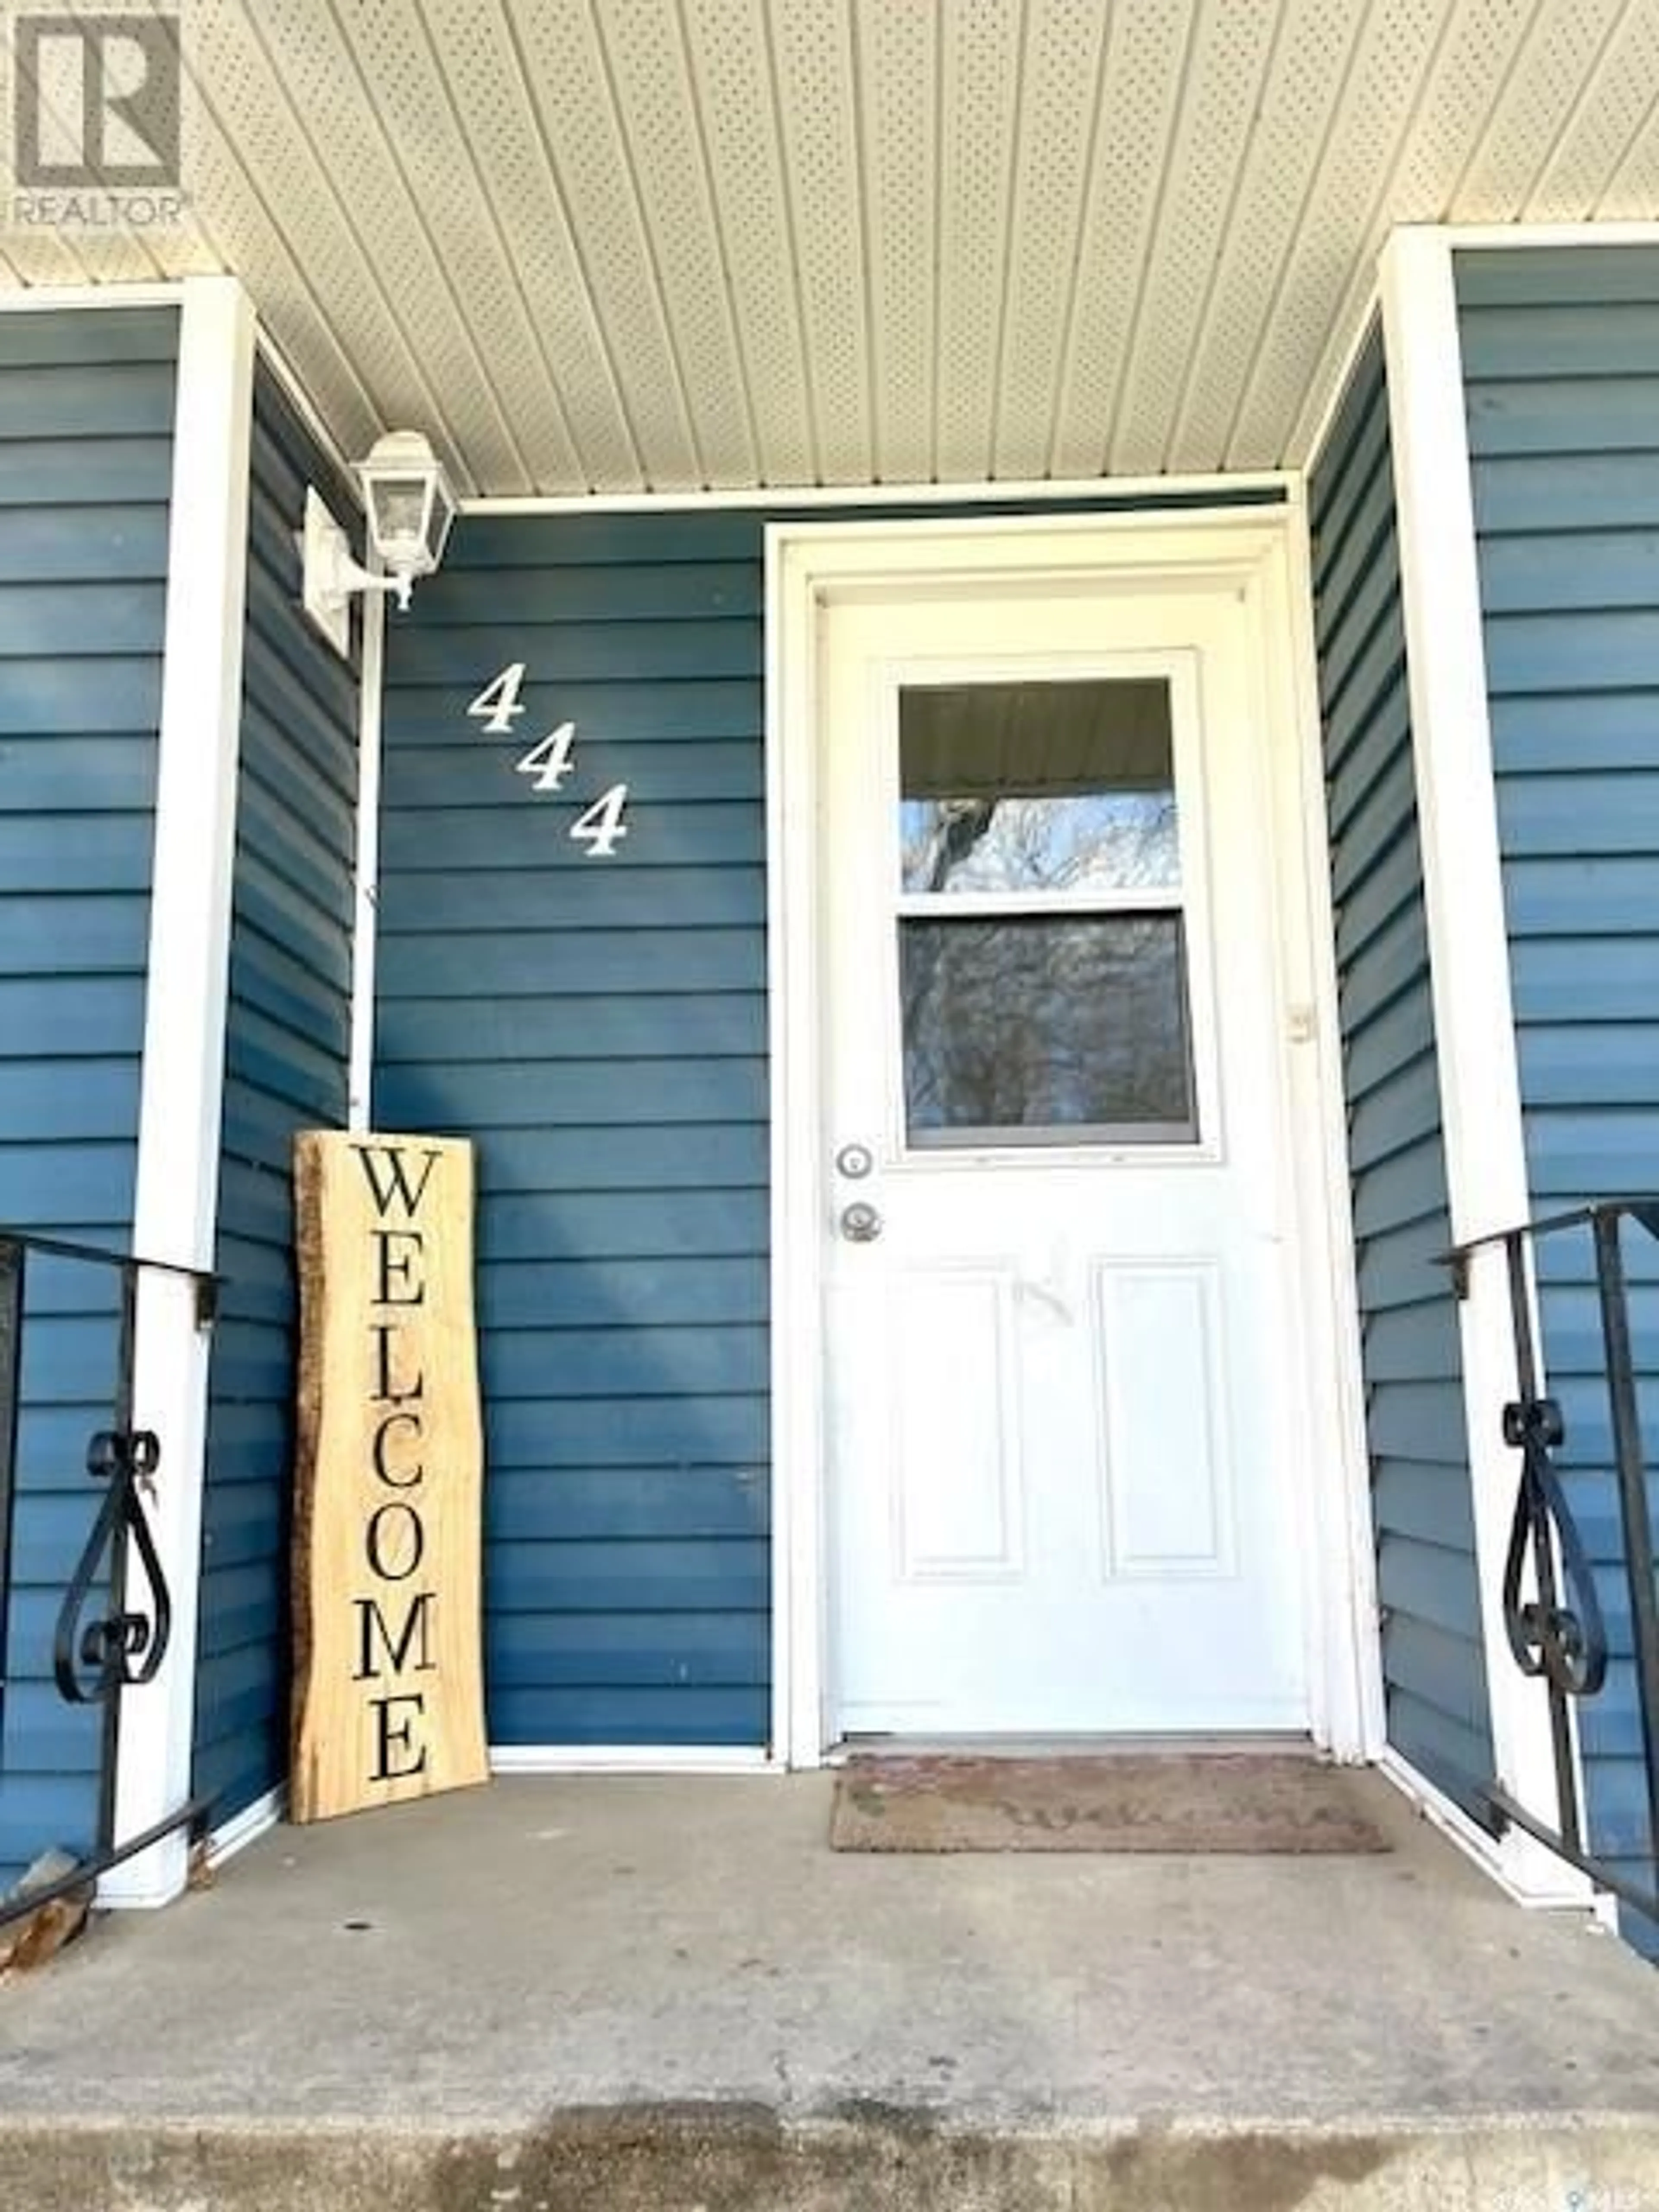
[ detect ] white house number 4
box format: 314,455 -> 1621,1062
515,721 -> 577,791
466,661 -> 527,733
466,664 -> 630,858
569,782 -> 629,857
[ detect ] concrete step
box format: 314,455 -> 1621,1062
3,1774 -> 1658,2211
4,2108 -> 1659,2211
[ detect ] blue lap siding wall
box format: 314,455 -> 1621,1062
194,364 -> 360,1829
375,512 -> 772,1748
1458,243 -> 1659,1940
0,304 -> 178,1883
1308,331 -> 1495,1824
373,492 -> 1284,1751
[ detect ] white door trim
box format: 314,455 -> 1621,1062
766,507 -> 1380,1770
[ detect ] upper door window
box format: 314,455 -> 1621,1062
896,678 -> 1197,1148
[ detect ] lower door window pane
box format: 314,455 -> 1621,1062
900,914 -> 1196,1146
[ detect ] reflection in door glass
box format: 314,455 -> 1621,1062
899,679 -> 1178,895
901,915 -> 1196,1145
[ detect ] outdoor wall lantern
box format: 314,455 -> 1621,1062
301,429 -> 457,656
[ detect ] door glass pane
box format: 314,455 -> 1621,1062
901,914 -> 1196,1146
899,680 -> 1177,896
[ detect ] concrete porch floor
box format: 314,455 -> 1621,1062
2,1769 -> 1658,2210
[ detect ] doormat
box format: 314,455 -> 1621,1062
829,1753 -> 1390,1855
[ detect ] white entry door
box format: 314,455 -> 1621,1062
820,568 -> 1311,1739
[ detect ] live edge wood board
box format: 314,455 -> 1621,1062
291,1131 -> 488,1822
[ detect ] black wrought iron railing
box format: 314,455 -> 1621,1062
1450,1198 -> 1659,1922
0,1230 -> 218,1931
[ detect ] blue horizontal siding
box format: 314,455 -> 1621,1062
1309,329 -> 1494,1825
1459,242 -> 1659,1952
378,995 -> 766,1065
194,362 -> 358,1830
375,516 -> 773,1748
485,1688 -> 768,1745
0,305 -> 176,1888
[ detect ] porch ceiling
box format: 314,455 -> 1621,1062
6,1 -> 1659,497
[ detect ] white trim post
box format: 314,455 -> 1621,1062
104,274 -> 257,1907
1378,226 -> 1586,1904
348,586 -> 386,1130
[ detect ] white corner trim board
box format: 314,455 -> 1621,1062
1378,226 -> 1589,1908
348,588 -> 387,1129
104,276 -> 259,1910
253,324 -> 364,503
1296,297 -> 1381,496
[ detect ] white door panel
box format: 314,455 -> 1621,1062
820,578 -> 1310,1738
890,1266 -> 1025,1581
1093,1259 -> 1235,1580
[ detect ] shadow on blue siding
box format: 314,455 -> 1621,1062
1309,329 -> 1495,1826
194,364 -> 358,1828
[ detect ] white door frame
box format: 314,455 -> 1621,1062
765,506 -> 1385,1770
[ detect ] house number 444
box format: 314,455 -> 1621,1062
466,662 -> 630,858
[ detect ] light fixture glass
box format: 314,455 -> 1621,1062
300,430 -> 458,652
355,430 -> 456,608
373,481 -> 429,547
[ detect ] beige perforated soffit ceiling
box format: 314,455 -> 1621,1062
3,0 -> 1657,497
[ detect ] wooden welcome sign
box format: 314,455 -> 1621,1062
290,1131 -> 488,1822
